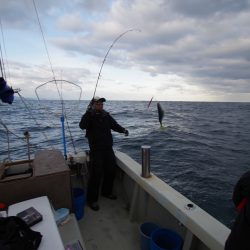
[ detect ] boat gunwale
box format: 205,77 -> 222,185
115,150 -> 230,250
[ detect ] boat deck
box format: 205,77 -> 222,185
78,195 -> 140,250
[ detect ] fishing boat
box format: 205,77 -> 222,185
0,141 -> 230,250
0,39 -> 230,250
0,4 -> 230,249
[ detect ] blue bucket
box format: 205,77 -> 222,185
140,222 -> 159,250
73,188 -> 85,220
151,228 -> 183,250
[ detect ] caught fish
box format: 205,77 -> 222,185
157,102 -> 164,128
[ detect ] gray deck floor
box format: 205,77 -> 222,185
78,196 -> 140,250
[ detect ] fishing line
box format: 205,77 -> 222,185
32,0 -> 55,80
147,96 -> 165,128
32,0 -> 82,157
93,29 -> 141,98
32,0 -> 64,109
0,53 -> 4,78
0,18 -> 11,81
0,38 -> 6,79
147,96 -> 154,109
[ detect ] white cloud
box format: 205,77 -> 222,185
56,13 -> 87,32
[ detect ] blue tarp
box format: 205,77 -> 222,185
0,77 -> 14,104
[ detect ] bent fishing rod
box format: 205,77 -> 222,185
91,29 -> 140,102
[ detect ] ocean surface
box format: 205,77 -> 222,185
1,99 -> 250,227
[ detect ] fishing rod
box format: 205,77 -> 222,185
0,17 -> 19,105
0,38 -> 5,79
35,79 -> 83,155
92,29 -> 140,100
0,57 -> 4,78
0,18 -> 11,81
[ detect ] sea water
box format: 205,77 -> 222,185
1,99 -> 250,227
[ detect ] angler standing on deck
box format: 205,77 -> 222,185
79,96 -> 129,211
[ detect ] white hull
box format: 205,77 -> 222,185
114,150 -> 230,250
0,149 -> 230,249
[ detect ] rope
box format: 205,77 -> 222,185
32,0 -> 55,80
32,0 -> 78,156
0,2 -> 80,159
17,92 -> 54,149
0,119 -> 25,141
32,0 -> 65,112
0,119 -> 39,163
0,43 -> 5,79
64,111 -> 77,154
33,1 -> 85,156
0,119 -> 11,161
0,19 -> 10,81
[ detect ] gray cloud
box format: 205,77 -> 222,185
168,0 -> 250,18
1,0 -> 250,100
73,0 -> 110,12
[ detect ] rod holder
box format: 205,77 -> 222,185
141,145 -> 151,178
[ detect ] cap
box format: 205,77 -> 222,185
93,96 -> 106,103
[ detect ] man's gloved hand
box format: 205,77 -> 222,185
86,98 -> 94,111
124,129 -> 129,136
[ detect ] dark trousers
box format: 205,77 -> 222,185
87,149 -> 116,203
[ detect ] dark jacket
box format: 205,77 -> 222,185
79,109 -> 125,150
232,171 -> 250,207
225,171 -> 250,250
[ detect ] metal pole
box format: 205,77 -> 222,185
24,131 -> 31,164
60,115 -> 67,160
141,145 -> 151,178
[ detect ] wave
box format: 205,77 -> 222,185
1,100 -> 250,227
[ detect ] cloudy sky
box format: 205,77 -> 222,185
0,0 -> 250,101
